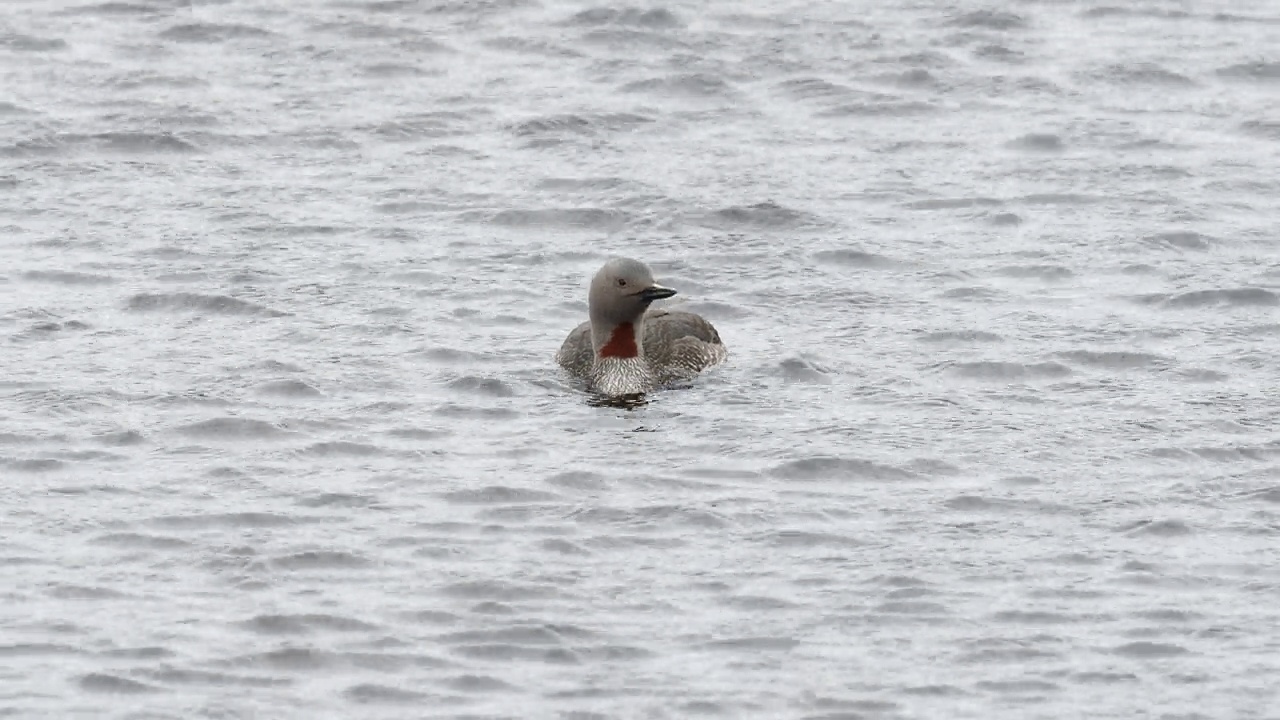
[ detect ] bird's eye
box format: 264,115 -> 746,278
617,278 -> 627,287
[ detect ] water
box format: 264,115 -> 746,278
3,0 -> 1279,717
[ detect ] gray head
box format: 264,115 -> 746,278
588,257 -> 677,327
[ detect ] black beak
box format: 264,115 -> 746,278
638,284 -> 677,302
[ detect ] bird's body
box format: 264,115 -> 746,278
556,259 -> 727,396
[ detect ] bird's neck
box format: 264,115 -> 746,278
594,320 -> 644,360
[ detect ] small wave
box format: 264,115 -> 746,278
315,21 -> 433,42
98,131 -> 199,153
950,361 -> 1071,380
127,292 -> 287,316
581,27 -> 686,50
452,643 -> 579,663
3,132 -> 198,157
818,100 -> 937,117
992,610 -> 1079,624
416,347 -> 498,364
872,68 -> 943,88
62,2 -> 159,16
536,178 -> 635,194
994,264 -> 1074,280
1008,132 -> 1064,151
1082,6 -> 1188,19
1112,641 -> 1189,657
271,551 -> 372,571
1124,519 -> 1193,537
566,6 -> 682,29
50,584 -> 131,599
620,73 -> 734,97
432,403 -> 519,420
12,315 -> 70,335
675,300 -> 750,320
444,376 -> 516,397
483,36 -> 584,57
918,330 -> 1003,343
361,62 -> 429,78
386,427 -> 451,441
693,201 -> 824,230
1213,12 -> 1280,25
148,512 -> 299,529
366,113 -> 470,140
375,200 -> 460,214
439,625 -> 580,646
96,533 -> 192,550
5,458 -> 66,472
942,286 -> 1005,301
511,112 -> 653,137
976,679 -> 1058,694
1176,368 -> 1228,383
873,601 -> 946,617
0,643 -> 83,657
343,683 -> 433,703
110,72 -> 208,90
760,530 -> 864,548
1019,193 -> 1103,205
79,673 -> 158,694
1240,120 -> 1280,140
398,36 -> 452,53
1250,487 -> 1280,503
1099,62 -> 1195,86
255,379 -> 323,398
947,10 -> 1027,29
0,33 -> 67,51
545,470 -> 608,490
139,667 -> 288,688
974,44 -> 1024,62
1216,61 -> 1280,81
22,270 -> 115,285
388,270 -> 452,286
439,579 -> 562,601
776,77 -> 854,100
904,684 -> 966,696
482,207 -> 632,232
1052,350 -> 1168,370
445,674 -> 520,692
700,636 -> 799,651
769,456 -> 916,482
239,613 -> 378,635
813,248 -> 901,268
300,441 -> 384,457
541,538 -> 591,555
945,494 -> 1069,514
1144,288 -> 1278,308
771,356 -> 832,385
720,594 -> 798,611
442,486 -> 562,504
905,196 -> 1003,210
175,417 -> 288,440
228,648 -> 338,671
93,430 -> 146,446
296,493 -> 377,509
0,101 -> 33,115
1143,230 -> 1214,250
158,23 -> 273,43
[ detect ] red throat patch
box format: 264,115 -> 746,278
598,322 -> 638,359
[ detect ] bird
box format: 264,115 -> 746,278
556,257 -> 727,396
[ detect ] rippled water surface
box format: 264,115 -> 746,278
3,0 -> 1280,717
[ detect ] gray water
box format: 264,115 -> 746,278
3,0 -> 1279,717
